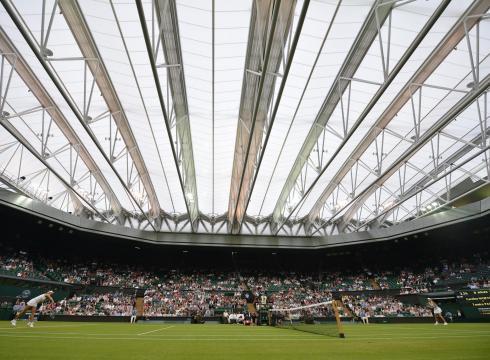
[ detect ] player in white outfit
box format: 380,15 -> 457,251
428,298 -> 447,325
130,307 -> 137,324
11,291 -> 54,327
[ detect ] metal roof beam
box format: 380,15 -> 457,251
316,74 -> 490,235
363,132 -> 490,231
0,172 -> 42,200
0,114 -> 107,219
57,0 -> 162,219
0,28 -> 123,216
2,0 -> 159,229
135,0 -> 198,232
375,149 -> 490,229
308,1 -> 489,230
228,0 -> 296,233
0,147 -> 85,216
271,0 -> 394,229
267,0 -> 467,233
151,0 -> 199,229
236,0 -> 310,234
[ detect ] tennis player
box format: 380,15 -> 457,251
428,298 -> 447,325
130,306 -> 137,324
10,291 -> 54,327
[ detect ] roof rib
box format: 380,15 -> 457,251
271,0 -> 394,231
3,0 -> 160,230
58,0 -> 162,218
364,129 -> 490,231
228,0 -> 297,233
0,119 -> 88,214
272,0 -> 454,235
308,0 -> 489,231
235,0 -> 310,235
149,0 -> 200,228
319,75 -> 490,235
0,28 -> 123,216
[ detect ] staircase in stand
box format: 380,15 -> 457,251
135,297 -> 144,316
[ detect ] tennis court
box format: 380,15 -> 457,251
0,322 -> 489,360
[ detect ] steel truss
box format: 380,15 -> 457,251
0,96 -> 107,220
0,49 -> 128,224
136,0 -> 199,231
227,0 -> 297,233
56,0 -> 163,221
359,144 -> 489,233
0,29 -> 124,220
1,0 -> 167,231
307,3 -> 490,235
270,0 -> 399,233
0,126 -> 93,214
274,0 -> 462,235
0,0 -> 488,236
341,93 -> 489,233
0,128 -> 85,215
310,77 -> 489,236
229,0 -> 312,234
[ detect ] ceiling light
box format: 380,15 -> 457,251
40,47 -> 53,57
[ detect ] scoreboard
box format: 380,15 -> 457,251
456,289 -> 490,318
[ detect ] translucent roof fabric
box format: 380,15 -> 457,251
0,0 -> 488,237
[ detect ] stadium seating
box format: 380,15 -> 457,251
1,245 -> 489,319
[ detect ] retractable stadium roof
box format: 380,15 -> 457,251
0,0 -> 488,237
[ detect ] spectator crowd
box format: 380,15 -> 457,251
40,292 -> 135,316
1,246 -> 488,319
3,250 -> 488,294
143,289 -> 245,317
343,295 -> 433,319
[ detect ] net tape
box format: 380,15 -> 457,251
269,300 -> 333,313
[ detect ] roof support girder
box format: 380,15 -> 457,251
0,168 -> 56,205
275,0 -> 456,235
365,128 -> 490,231
271,0 -> 394,229
136,0 -> 202,232
309,2 -> 490,230
228,0 -> 296,233
314,75 -> 490,235
362,101 -> 490,231
2,0 -> 160,230
153,0 -> 199,228
377,148 -> 490,229
0,28 -> 123,216
235,0 -> 310,234
57,0 -> 162,218
0,112 -> 108,219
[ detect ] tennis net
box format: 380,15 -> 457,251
269,300 -> 345,338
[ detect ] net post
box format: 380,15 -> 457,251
332,299 -> 345,338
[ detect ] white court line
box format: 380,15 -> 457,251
0,323 -> 100,330
0,331 -> 325,337
137,326 -> 175,336
0,333 -> 489,341
1,327 -> 489,338
362,325 -> 490,333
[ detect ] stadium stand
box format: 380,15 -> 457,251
1,240 -> 488,320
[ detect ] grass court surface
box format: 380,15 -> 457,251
0,321 -> 489,360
